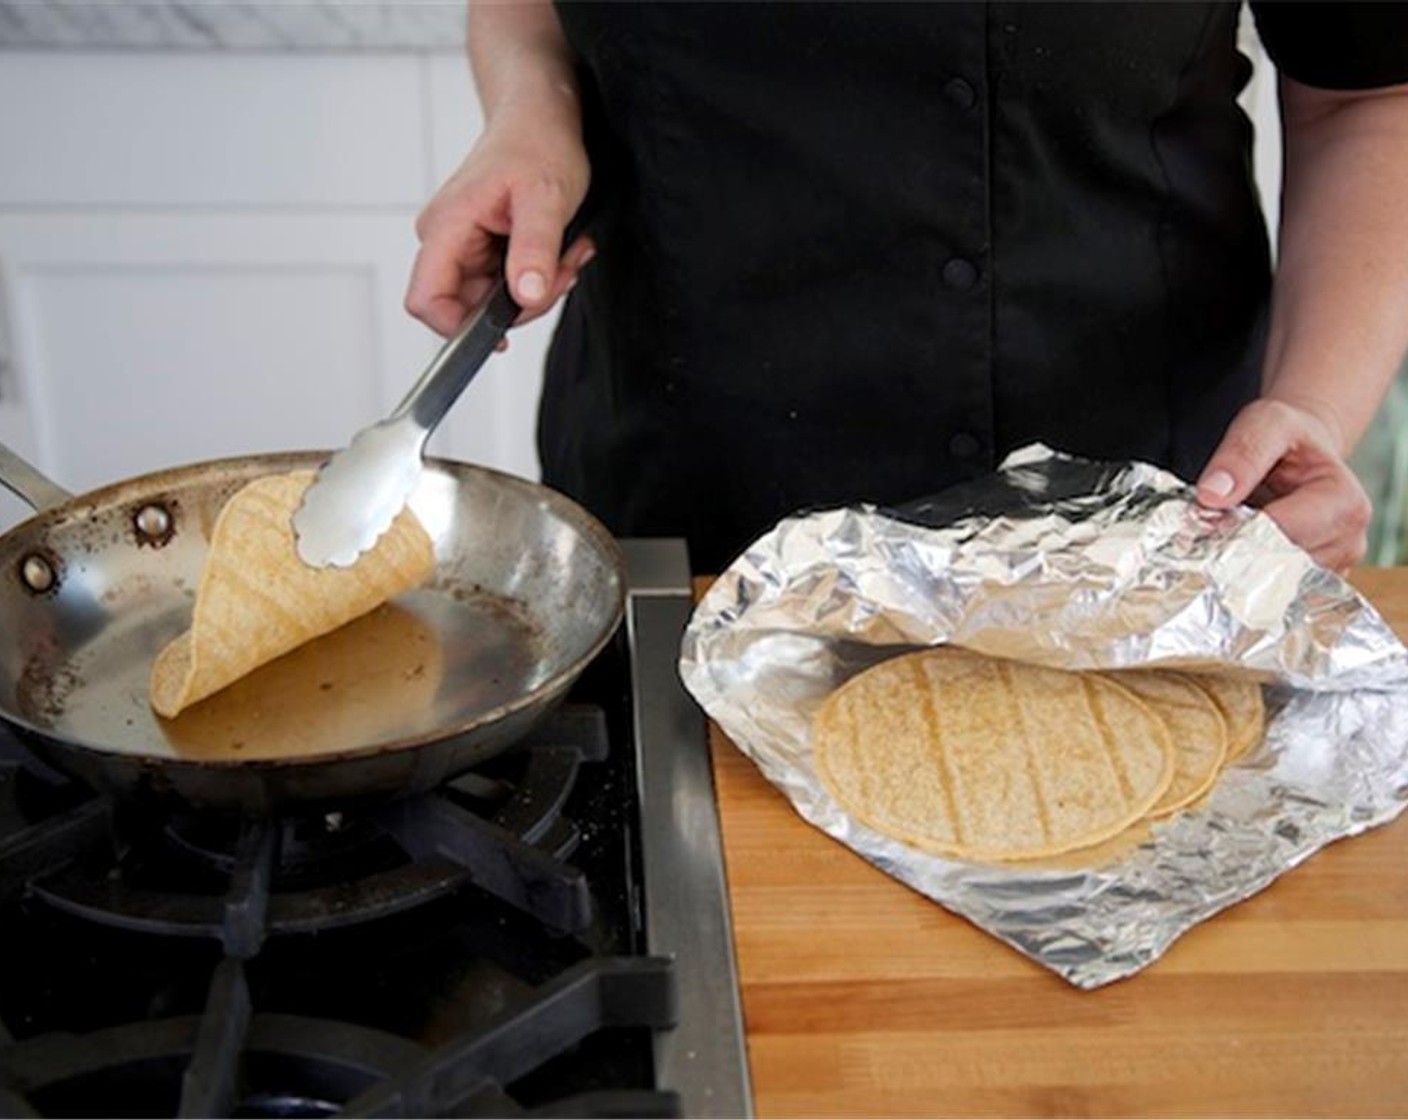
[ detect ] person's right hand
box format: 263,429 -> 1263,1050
405,114 -> 594,339
1196,396 -> 1372,574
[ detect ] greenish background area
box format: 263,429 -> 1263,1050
1350,357 -> 1408,566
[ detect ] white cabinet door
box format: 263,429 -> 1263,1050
0,52 -> 426,209
0,211 -> 445,528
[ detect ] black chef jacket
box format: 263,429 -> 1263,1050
539,2 -> 1408,574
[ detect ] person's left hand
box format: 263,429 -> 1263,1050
1195,397 -> 1372,573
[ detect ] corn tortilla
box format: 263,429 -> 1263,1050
812,647 -> 1175,862
1182,673 -> 1266,763
150,470 -> 435,718
1107,670 -> 1228,817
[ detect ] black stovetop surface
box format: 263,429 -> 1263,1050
0,631 -> 680,1118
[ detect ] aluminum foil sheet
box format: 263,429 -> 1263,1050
679,443 -> 1408,989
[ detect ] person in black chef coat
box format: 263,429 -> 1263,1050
405,2 -> 1408,575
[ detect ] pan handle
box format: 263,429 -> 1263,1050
0,440 -> 73,512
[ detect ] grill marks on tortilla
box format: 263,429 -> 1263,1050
221,485 -> 385,632
1081,675 -> 1136,805
998,660 -> 1054,846
812,647 -> 1175,862
149,470 -> 435,719
1187,673 -> 1266,763
914,657 -> 968,847
225,487 -> 319,632
1111,672 -> 1228,816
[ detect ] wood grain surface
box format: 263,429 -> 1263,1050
703,570 -> 1408,1118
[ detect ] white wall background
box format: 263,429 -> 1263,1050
1238,9 -> 1283,252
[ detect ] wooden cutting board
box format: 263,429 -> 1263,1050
704,569 -> 1408,1117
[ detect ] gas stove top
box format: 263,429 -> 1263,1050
0,539 -> 750,1118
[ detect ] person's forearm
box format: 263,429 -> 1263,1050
1261,76 -> 1408,454
406,1 -> 588,335
467,0 -> 581,134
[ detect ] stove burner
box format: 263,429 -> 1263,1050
161,811 -> 387,878
1,706 -> 611,947
0,956 -> 678,1118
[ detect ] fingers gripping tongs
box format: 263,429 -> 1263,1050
293,198 -> 597,569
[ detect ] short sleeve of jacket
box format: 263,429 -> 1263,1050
1251,1 -> 1408,90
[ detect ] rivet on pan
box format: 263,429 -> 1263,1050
21,553 -> 56,593
134,503 -> 173,542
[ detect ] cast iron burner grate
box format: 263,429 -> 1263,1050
0,705 -> 610,946
0,956 -> 677,1118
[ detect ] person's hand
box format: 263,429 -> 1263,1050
1195,397 -> 1372,573
405,113 -> 594,339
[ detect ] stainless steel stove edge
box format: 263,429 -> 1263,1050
621,538 -> 753,1119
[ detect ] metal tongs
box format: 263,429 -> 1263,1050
293,201 -> 595,569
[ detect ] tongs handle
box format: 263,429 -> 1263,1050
390,277 -> 518,435
389,192 -> 600,440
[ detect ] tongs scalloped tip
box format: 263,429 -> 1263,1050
292,418 -> 427,569
291,276 -> 520,570
290,195 -> 599,570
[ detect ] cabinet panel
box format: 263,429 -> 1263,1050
0,212 -> 423,528
0,209 -> 557,530
426,51 -> 482,192
21,264 -> 381,486
0,52 -> 425,208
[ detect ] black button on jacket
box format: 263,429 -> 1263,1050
539,2 -> 1408,573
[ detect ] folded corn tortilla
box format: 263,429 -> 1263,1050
150,470 -> 436,718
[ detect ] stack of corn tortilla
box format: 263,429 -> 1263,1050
811,646 -> 1265,863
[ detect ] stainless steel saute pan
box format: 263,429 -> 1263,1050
0,444 -> 625,813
